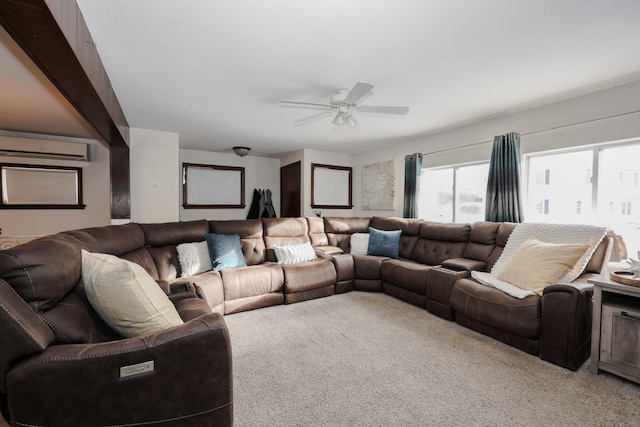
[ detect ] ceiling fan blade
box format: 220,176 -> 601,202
294,110 -> 335,125
357,105 -> 409,114
343,81 -> 374,105
280,100 -> 335,109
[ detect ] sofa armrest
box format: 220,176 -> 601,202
314,245 -> 345,257
539,278 -> 594,371
6,312 -> 233,426
441,257 -> 488,272
0,280 -> 55,392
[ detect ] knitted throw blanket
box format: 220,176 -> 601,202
472,222 -> 608,299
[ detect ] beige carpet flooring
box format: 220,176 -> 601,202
225,291 -> 640,427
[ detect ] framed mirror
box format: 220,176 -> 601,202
311,163 -> 352,209
182,163 -> 245,208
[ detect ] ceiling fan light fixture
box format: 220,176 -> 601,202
232,146 -> 251,157
332,112 -> 345,126
345,114 -> 357,128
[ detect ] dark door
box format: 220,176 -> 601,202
280,161 -> 301,217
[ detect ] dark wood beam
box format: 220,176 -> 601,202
0,0 -> 131,219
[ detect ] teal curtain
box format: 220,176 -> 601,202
485,132 -> 524,222
403,153 -> 422,218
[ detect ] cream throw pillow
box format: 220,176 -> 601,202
349,233 -> 369,255
176,241 -> 212,277
81,250 -> 184,338
496,239 -> 590,295
273,242 -> 317,264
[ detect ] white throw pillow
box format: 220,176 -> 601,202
81,250 -> 184,338
496,239 -> 590,295
274,242 -> 317,264
176,241 -> 212,276
349,233 -> 370,255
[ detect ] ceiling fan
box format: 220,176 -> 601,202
280,81 -> 409,128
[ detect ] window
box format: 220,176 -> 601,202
311,163 -> 353,209
596,144 -> 640,255
419,168 -> 453,221
527,141 -> 640,256
182,163 -> 245,208
526,150 -> 593,223
419,140 -> 640,255
0,163 -> 84,209
419,163 -> 488,222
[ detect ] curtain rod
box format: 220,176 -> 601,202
422,109 -> 640,156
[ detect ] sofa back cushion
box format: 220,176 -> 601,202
209,219 -> 266,266
411,222 -> 470,265
458,221 -> 504,269
139,220 -> 209,280
371,217 -> 421,259
324,217 -> 371,252
307,217 -> 328,247
73,223 -> 146,256
487,222 -> 517,271
262,218 -> 309,262
140,220 -> 209,247
0,234 -> 116,346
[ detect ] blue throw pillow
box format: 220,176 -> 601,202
205,233 -> 247,271
367,227 -> 402,258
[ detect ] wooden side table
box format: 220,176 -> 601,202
590,275 -> 640,384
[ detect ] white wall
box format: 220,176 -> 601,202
180,149 -> 280,221
129,128 -> 180,223
352,80 -> 640,217
0,140 -> 111,237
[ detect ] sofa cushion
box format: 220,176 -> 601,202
139,220 -> 209,247
76,223 -> 147,256
353,255 -> 387,280
205,233 -> 248,271
221,263 -> 284,300
263,217 -> 310,261
324,216 -> 371,252
81,250 -> 184,338
281,258 -> 337,294
307,217 -> 329,246
411,222 -> 470,265
368,227 -> 401,258
451,277 -> 541,338
209,219 -> 266,265
176,241 -> 213,276
371,217 -> 421,258
496,239 -> 589,295
380,258 -> 431,295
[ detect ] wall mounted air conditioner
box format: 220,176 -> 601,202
0,136 -> 89,162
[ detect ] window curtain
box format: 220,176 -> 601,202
403,153 -> 422,218
485,132 -> 524,223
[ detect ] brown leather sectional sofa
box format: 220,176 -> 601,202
0,216 -> 611,426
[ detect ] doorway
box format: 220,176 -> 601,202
280,161 -> 301,217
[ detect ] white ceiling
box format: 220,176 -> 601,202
3,1 -> 640,157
